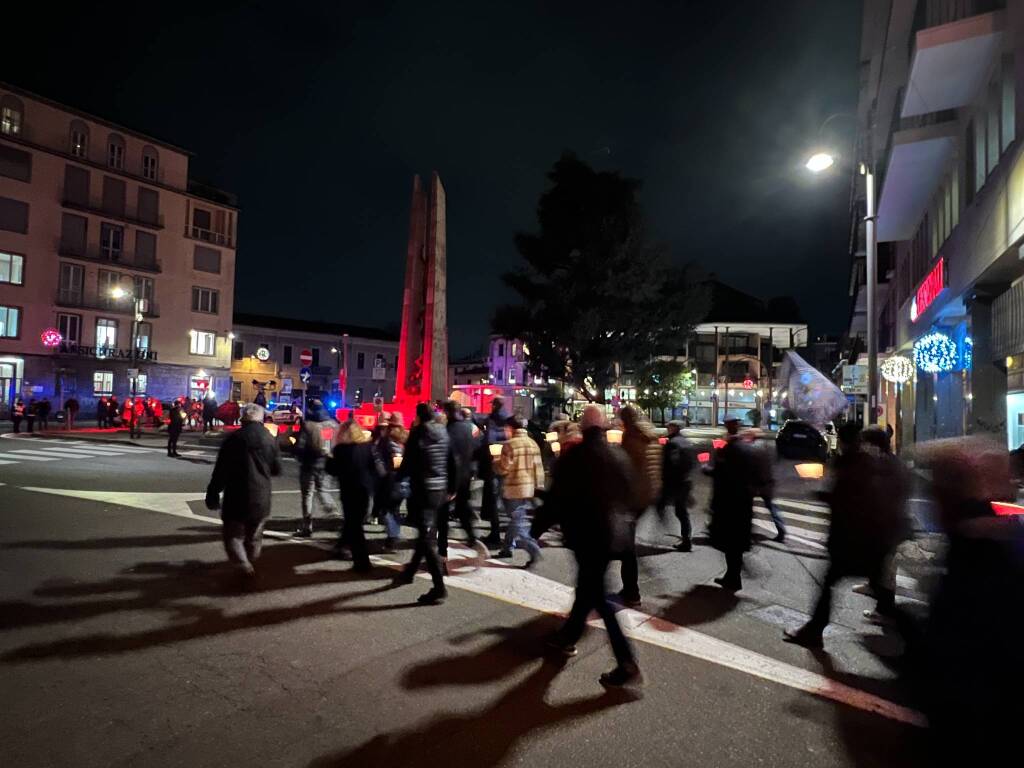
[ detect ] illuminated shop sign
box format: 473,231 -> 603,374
910,257 -> 946,323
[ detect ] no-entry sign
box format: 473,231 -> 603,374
299,348 -> 313,366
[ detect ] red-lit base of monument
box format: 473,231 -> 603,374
335,401 -> 417,429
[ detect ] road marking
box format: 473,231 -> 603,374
9,448 -> 112,459
0,459 -> 14,465
754,505 -> 829,528
0,452 -> 59,461
754,518 -> 828,544
773,498 -> 830,513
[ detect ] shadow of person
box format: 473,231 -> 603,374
310,657 -> 639,768
646,583 -> 740,631
1,532 -> 223,550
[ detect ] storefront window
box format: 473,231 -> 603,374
1006,393 -> 1024,450
93,371 -> 113,395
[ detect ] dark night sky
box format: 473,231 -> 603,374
7,0 -> 861,356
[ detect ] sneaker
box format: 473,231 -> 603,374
417,588 -> 448,605
496,549 -> 513,559
713,577 -> 741,592
599,663 -> 643,688
852,583 -> 875,597
617,590 -> 642,608
783,626 -> 824,648
545,636 -> 578,657
773,533 -> 786,543
863,609 -> 896,626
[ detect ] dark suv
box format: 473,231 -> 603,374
776,419 -> 828,461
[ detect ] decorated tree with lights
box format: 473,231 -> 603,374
634,360 -> 695,422
494,152 -> 708,403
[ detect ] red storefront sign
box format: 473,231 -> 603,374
910,257 -> 946,322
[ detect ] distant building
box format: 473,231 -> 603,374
448,353 -> 489,386
0,83 -> 238,415
230,313 -> 398,409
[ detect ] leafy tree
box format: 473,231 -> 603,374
635,360 -> 694,423
494,152 -> 708,403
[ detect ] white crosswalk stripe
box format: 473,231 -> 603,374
0,451 -> 60,462
0,441 -> 154,466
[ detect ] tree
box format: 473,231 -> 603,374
635,360 -> 695,423
494,152 -> 708,403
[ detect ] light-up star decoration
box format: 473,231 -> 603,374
40,328 -> 63,348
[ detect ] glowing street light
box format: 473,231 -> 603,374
805,152 -> 835,173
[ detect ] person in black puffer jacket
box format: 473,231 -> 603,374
393,403 -> 451,604
327,420 -> 383,572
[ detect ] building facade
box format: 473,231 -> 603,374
230,313 -> 398,410
0,84 -> 237,416
852,0 -> 1022,448
448,354 -> 489,386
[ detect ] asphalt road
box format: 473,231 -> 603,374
0,430 -> 935,767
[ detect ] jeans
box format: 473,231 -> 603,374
438,479 -> 477,558
222,519 -> 265,571
502,499 -> 540,559
339,488 -> 371,568
763,495 -> 786,539
300,465 -> 335,520
480,473 -> 502,541
560,554 -> 636,668
658,487 -> 691,541
403,497 -> 445,590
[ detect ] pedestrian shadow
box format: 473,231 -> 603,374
1,532 -> 223,551
645,584 -> 740,630
174,455 -> 215,465
311,623 -> 639,768
0,538 -> 406,657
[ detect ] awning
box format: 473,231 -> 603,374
877,121 -> 956,242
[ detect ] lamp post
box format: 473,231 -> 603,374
806,151 -> 878,425
111,285 -> 142,437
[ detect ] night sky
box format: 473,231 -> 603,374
7,1 -> 861,356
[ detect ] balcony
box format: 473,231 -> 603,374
60,191 -> 165,230
902,8 -> 1005,117
185,225 -> 233,248
55,290 -> 160,318
57,240 -> 162,273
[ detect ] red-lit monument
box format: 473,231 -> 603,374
344,172 -> 448,427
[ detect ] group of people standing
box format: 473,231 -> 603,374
9,397 -> 53,433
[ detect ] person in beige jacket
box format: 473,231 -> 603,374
494,416 -> 544,567
617,405 -> 663,607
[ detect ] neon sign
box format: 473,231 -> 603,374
40,328 -> 63,347
910,258 -> 946,322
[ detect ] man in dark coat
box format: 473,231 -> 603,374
659,420 -> 696,552
394,403 -> 451,604
205,404 -> 282,576
478,396 -> 510,546
438,400 -> 488,564
37,398 -> 51,431
546,405 -> 643,687
707,418 -> 756,591
63,396 -> 79,430
167,402 -> 184,457
202,394 -> 218,433
327,420 -> 381,572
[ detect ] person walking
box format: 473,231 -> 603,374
166,401 -> 185,457
439,400 -> 488,564
745,429 -> 785,543
659,420 -> 696,552
107,396 -> 119,428
478,397 -> 510,546
394,403 -> 450,604
205,404 -> 282,577
373,413 -> 407,552
327,420 -> 381,571
11,398 -> 25,433
617,404 -> 662,607
96,396 -> 108,428
63,396 -> 79,430
202,393 -> 218,434
37,398 -> 51,431
494,416 -> 545,567
293,400 -> 339,537
25,398 -> 36,433
129,396 -> 144,439
545,404 -> 643,687
707,418 -> 757,591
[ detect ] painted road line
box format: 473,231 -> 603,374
45,441 -> 154,453
753,519 -> 826,550
0,452 -> 60,461
754,506 -> 830,528
0,459 -> 15,465
17,484 -> 926,729
753,514 -> 828,541
8,448 -> 113,459
773,498 -> 830,514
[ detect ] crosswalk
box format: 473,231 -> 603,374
0,438 -> 155,466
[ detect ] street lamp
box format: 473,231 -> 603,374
806,147 -> 878,426
110,284 -> 143,438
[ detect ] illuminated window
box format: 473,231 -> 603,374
93,371 -> 113,395
69,120 -> 89,158
0,305 -> 19,338
0,96 -> 23,136
512,343 -> 518,356
0,250 -> 23,285
190,330 -> 216,356
135,322 -> 152,353
134,373 -> 148,394
95,318 -> 117,353
107,134 -> 125,170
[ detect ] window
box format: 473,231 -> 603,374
0,145 -> 31,182
311,347 -> 320,367
496,368 -> 503,382
357,352 -> 365,369
135,322 -> 152,353
190,330 -> 216,356
60,213 -> 87,256
100,223 -> 124,261
102,176 -> 126,216
137,187 -> 159,225
134,373 -> 148,394
64,164 -> 90,206
498,343 -> 504,357
508,370 -> 517,384
283,345 -> 292,364
966,120 -> 977,204
0,305 -> 20,338
107,134 -> 125,170
1002,56 -> 1016,154
133,276 -> 154,309
0,196 -> 29,233
141,146 -> 158,181
512,342 -> 518,356
0,251 -> 23,285
193,246 -> 221,273
987,81 -> 1000,174
232,340 -> 244,360
69,120 -> 89,158
59,263 -> 84,304
191,286 -> 219,314
95,318 -> 117,353
974,113 -> 987,193
98,270 -> 122,308
57,313 -> 81,345
0,95 -> 23,136
93,371 -> 113,395
135,230 -> 156,268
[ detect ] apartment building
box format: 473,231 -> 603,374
0,84 -> 237,416
851,0 -> 1021,447
230,314 -> 399,409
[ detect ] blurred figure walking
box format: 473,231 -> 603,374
293,399 -> 339,537
439,401 -> 488,564
478,396 -> 511,546
494,416 -> 544,567
659,420 -> 695,552
546,405 -> 642,687
373,413 -> 407,552
327,420 -> 381,572
63,396 -> 79,430
746,429 -> 785,543
617,404 -> 662,606
205,404 -> 282,577
707,418 -> 756,591
166,401 -> 185,457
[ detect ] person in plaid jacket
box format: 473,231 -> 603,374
494,416 -> 544,567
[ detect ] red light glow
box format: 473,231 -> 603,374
40,328 -> 63,347
712,438 -> 727,450
991,501 -> 1024,516
910,257 -> 945,322
697,452 -> 711,463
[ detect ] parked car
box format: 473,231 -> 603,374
270,403 -> 301,425
776,419 -> 828,461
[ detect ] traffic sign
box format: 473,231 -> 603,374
299,367 -> 312,383
299,348 -> 313,366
